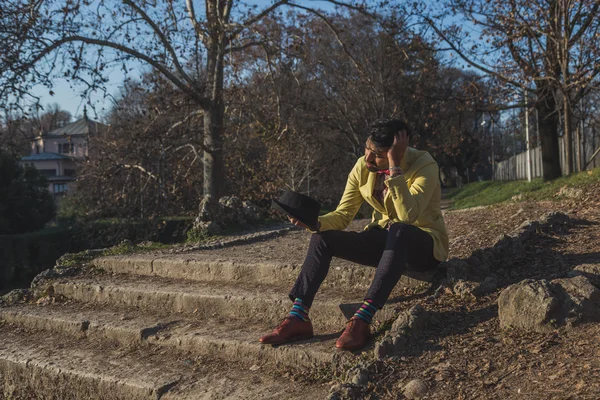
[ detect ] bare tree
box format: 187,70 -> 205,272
70,73 -> 204,219
422,0 -> 600,179
0,0 -> 369,198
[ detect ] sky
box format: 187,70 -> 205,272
29,0 -> 340,121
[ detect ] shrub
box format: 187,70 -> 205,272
0,150 -> 55,234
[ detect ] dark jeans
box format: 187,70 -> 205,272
289,223 -> 440,309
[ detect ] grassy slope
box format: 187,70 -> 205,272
446,167 -> 600,210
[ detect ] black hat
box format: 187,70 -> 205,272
272,190 -> 321,231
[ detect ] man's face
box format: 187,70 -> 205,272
364,138 -> 389,172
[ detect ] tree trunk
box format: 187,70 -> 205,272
203,101 -> 225,197
536,87 -> 562,180
203,16 -> 226,198
563,93 -> 573,175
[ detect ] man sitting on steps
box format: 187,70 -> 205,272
259,118 -> 449,351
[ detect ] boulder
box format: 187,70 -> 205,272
375,305 -> 428,359
390,304 -> 428,334
567,264 -> 600,288
191,196 -> 263,238
197,195 -> 220,222
242,200 -> 263,222
373,335 -> 395,360
498,279 -> 562,332
539,211 -> 570,227
552,275 -> 600,322
219,196 -> 246,225
498,276 -> 600,332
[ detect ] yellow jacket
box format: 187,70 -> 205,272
317,147 -> 449,262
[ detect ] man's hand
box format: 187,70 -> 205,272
288,216 -> 309,230
387,130 -> 409,167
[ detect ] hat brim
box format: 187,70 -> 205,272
271,199 -> 319,231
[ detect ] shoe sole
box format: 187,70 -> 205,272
260,334 -> 314,346
335,343 -> 367,352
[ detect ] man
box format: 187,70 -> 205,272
260,119 -> 449,351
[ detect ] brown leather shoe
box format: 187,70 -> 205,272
259,317 -> 314,345
335,317 -> 371,351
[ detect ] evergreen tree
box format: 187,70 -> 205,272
0,151 -> 55,234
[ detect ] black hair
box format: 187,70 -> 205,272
368,119 -> 411,149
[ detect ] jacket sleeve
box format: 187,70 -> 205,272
385,162 -> 438,224
316,161 -> 364,232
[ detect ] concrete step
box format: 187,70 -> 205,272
0,302 -> 347,370
50,274 -> 401,330
92,253 -> 434,289
0,323 -> 329,399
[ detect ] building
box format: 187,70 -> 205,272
19,118 -> 107,198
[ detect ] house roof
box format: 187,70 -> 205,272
20,152 -> 73,161
41,118 -> 108,139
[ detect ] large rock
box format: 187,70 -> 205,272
553,275 -> 600,322
375,305 -> 428,359
197,195 -> 220,222
390,304 -> 428,333
219,196 -> 246,225
498,279 -> 562,332
498,276 -> 600,332
539,211 -> 570,227
191,195 -> 264,238
567,264 -> 600,288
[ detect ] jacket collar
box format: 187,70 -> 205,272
359,147 -> 416,214
359,169 -> 386,213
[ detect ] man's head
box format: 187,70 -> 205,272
364,118 -> 411,172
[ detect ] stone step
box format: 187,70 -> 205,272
0,303 -> 345,370
92,253 -> 434,289
50,275 -> 400,330
0,324 -> 328,399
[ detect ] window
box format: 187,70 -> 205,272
64,169 -> 76,177
35,145 -> 40,154
59,143 -> 72,154
53,183 -> 68,196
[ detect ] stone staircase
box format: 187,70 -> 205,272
0,236 -> 434,399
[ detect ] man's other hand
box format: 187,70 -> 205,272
288,216 -> 309,230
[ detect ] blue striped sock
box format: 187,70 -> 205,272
354,299 -> 378,324
289,298 -> 310,322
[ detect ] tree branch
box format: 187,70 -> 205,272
120,164 -> 158,180
232,0 -> 289,35
289,3 -> 381,97
165,109 -> 205,138
186,0 -> 207,45
122,0 -> 193,85
23,35 -> 211,109
423,18 -> 533,94
569,0 -> 600,46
